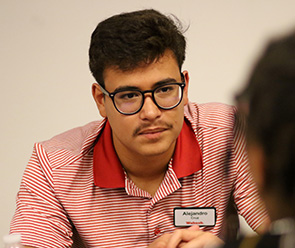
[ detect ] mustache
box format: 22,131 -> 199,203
133,122 -> 173,136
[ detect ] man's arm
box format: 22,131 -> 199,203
10,143 -> 73,247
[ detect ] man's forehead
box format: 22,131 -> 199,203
103,55 -> 179,89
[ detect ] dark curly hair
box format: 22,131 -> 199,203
89,9 -> 187,87
237,29 -> 295,201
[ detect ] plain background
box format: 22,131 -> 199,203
1,0 -> 295,243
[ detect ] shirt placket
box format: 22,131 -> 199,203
146,163 -> 182,243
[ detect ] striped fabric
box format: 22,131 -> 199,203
10,102 -> 268,248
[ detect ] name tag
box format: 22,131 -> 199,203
174,207 -> 216,227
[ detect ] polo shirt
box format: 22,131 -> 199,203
10,102 -> 268,248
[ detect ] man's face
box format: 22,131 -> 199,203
93,50 -> 189,161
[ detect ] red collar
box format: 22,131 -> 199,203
93,119 -> 203,188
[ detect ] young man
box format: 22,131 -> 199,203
10,9 -> 268,248
222,29 -> 295,248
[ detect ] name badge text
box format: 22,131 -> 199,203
174,207 -> 216,227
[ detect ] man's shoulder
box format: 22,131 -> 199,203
185,102 -> 236,128
38,119 -> 106,157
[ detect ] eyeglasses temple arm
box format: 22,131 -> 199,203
97,83 -> 110,96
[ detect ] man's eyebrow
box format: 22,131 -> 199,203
113,78 -> 178,92
153,78 -> 177,87
113,85 -> 140,92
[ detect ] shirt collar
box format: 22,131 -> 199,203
93,118 -> 203,188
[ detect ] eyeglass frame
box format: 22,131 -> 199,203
98,73 -> 186,115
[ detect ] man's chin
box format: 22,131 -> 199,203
134,141 -> 175,158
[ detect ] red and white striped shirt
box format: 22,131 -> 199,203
10,102 -> 268,248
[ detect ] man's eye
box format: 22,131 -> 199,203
157,86 -> 174,94
119,92 -> 140,100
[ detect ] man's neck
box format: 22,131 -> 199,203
118,151 -> 173,197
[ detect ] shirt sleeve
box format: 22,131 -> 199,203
10,143 -> 74,248
232,111 -> 269,230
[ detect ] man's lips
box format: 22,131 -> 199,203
138,127 -> 167,135
133,123 -> 173,137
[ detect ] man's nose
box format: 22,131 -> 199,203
138,94 -> 161,120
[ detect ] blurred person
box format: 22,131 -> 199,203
9,9 -> 268,248
223,29 -> 295,247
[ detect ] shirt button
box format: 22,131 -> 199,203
154,226 -> 161,236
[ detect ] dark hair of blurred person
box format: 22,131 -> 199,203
226,29 -> 295,248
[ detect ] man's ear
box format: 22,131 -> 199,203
92,83 -> 107,117
182,70 -> 189,105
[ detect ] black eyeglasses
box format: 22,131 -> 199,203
98,74 -> 186,115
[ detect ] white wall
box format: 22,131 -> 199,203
1,0 -> 295,241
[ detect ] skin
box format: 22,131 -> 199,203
92,50 -> 268,247
92,49 -> 189,196
148,225 -> 224,248
246,143 -> 265,193
22,51 -> 268,248
247,143 -> 291,223
24,51 -> 221,248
